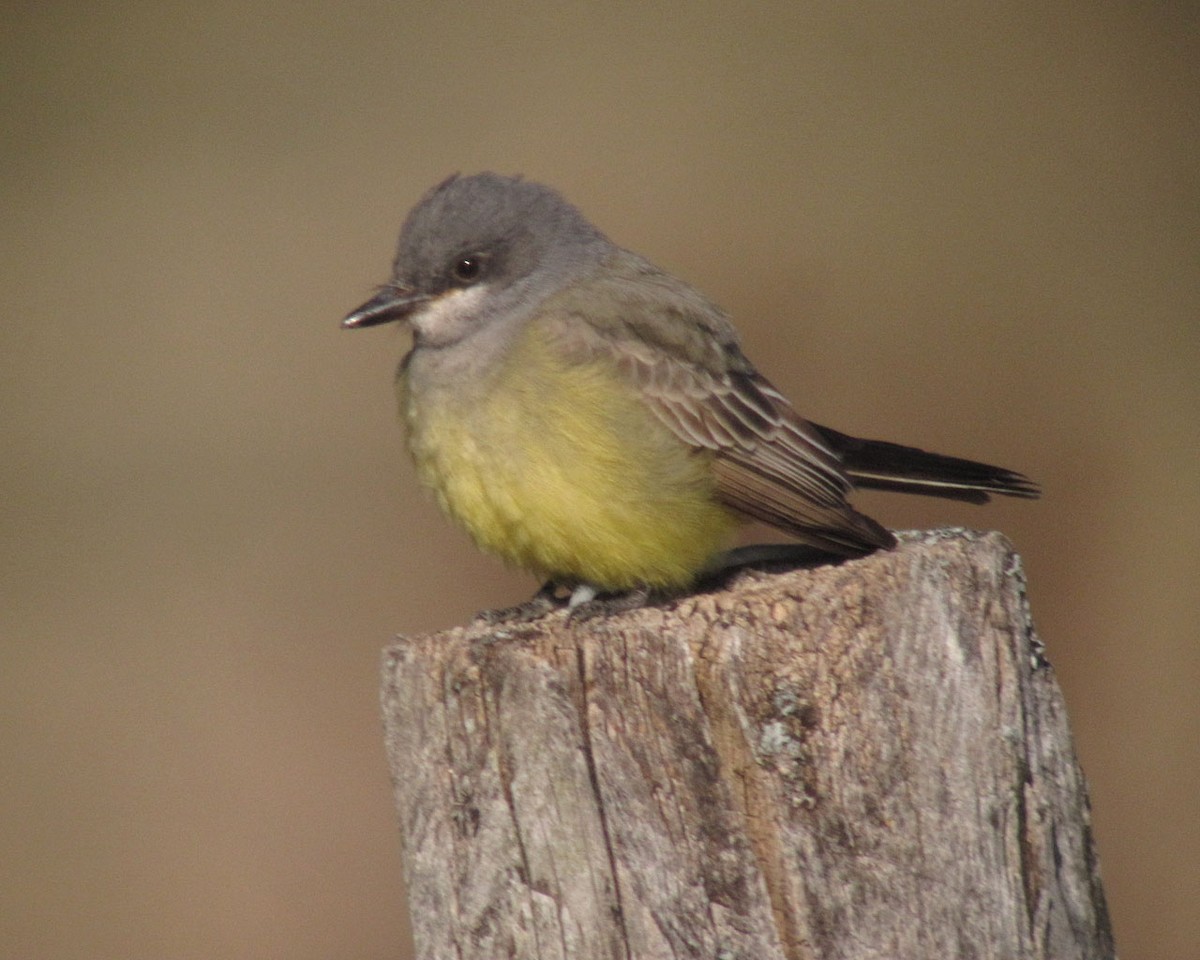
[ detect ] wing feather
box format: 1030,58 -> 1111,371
537,251 -> 894,554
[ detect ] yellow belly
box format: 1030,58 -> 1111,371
401,333 -> 735,591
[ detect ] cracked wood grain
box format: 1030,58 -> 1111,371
380,529 -> 1114,960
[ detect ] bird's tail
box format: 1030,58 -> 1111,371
811,424 -> 1041,504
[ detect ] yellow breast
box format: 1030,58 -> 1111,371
401,328 -> 735,590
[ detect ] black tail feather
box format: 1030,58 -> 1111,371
811,423 -> 1041,504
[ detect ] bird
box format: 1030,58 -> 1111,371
343,172 -> 1038,617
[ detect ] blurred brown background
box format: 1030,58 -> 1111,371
3,2 -> 1196,958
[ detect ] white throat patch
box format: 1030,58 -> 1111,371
410,285 -> 491,345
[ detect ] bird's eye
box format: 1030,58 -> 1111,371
451,255 -> 485,284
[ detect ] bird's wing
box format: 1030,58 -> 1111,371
539,251 -> 894,554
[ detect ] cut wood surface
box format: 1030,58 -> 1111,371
381,529 -> 1114,960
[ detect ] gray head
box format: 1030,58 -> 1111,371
342,173 -> 609,347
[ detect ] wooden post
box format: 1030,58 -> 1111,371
380,529 -> 1114,960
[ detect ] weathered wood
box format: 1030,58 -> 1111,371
381,529 -> 1114,960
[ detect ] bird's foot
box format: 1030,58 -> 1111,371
474,581 -> 566,625
476,581 -> 676,625
566,585 -> 662,622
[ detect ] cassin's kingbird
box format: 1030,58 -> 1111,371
343,173 -> 1037,613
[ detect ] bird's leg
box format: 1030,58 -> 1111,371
566,584 -> 660,621
567,583 -> 599,608
474,580 -> 567,625
478,578 -> 687,626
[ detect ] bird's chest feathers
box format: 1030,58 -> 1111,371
402,341 -> 629,541
397,331 -> 730,587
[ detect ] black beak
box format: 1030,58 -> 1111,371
341,287 -> 432,329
